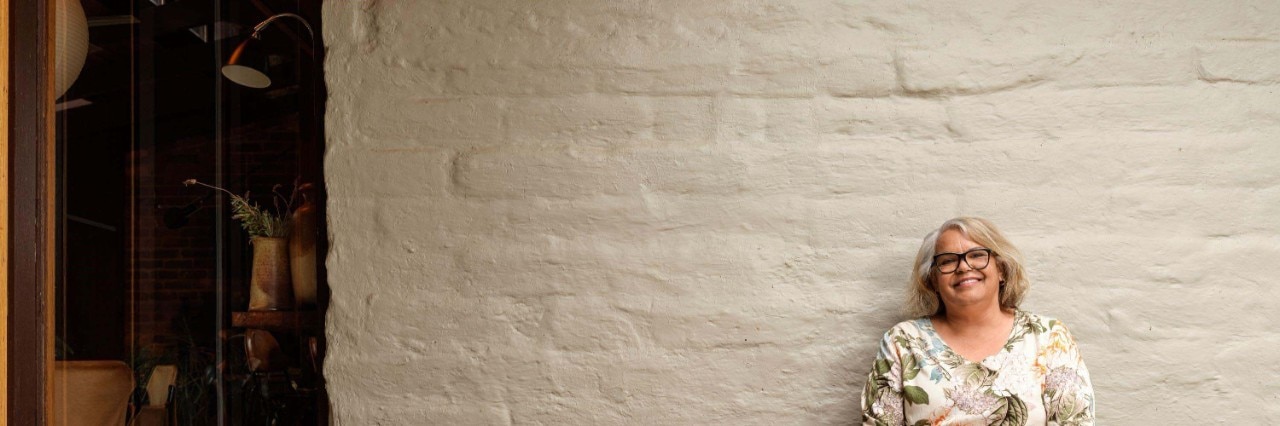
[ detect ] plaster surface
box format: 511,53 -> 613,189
323,1 -> 1280,423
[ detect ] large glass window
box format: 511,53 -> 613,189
52,1 -> 327,424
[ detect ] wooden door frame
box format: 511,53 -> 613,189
0,0 -> 7,418
8,0 -> 56,424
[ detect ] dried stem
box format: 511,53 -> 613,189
184,179 -> 293,238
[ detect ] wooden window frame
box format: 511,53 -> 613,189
8,0 -> 56,424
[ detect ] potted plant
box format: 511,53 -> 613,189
183,179 -> 298,311
130,315 -> 217,426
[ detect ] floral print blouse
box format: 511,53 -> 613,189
860,310 -> 1094,425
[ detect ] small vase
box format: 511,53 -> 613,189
290,196 -> 318,308
249,236 -> 293,311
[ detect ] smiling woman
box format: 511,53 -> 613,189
860,217 -> 1095,426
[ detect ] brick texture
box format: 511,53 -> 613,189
130,116 -> 300,349
323,1 -> 1280,424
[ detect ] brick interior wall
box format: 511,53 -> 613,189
322,1 -> 1280,424
131,114 -> 299,349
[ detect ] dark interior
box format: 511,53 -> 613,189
54,0 -> 328,423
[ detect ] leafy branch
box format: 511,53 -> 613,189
183,179 -> 296,238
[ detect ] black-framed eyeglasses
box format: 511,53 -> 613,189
932,248 -> 995,274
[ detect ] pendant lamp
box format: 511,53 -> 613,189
222,13 -> 315,89
55,0 -> 90,98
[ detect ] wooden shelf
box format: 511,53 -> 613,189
232,311 -> 322,332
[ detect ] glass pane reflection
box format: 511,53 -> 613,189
54,1 -> 326,424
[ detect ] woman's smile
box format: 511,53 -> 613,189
952,275 -> 984,289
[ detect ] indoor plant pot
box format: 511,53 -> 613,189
185,178 -> 299,312
249,236 -> 293,311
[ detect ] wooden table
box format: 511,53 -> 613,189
231,311 -> 322,332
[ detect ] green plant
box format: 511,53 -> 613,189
183,179 -> 297,238
131,316 -> 218,426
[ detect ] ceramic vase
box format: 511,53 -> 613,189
249,236 -> 293,311
289,197 -> 318,308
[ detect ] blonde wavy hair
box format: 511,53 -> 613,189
906,217 -> 1029,317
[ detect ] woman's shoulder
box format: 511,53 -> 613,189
880,316 -> 931,340
1017,310 -> 1078,335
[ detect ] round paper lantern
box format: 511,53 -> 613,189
55,0 -> 89,99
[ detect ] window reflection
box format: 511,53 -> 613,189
54,1 -> 327,424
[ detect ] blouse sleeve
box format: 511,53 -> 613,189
1041,321 -> 1095,426
861,329 -> 906,426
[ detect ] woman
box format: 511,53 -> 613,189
861,217 -> 1094,425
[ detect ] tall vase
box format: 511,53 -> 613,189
290,194 -> 318,308
249,236 -> 293,311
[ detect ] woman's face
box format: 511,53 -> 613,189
931,229 -> 1004,313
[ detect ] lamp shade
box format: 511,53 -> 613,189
55,0 -> 89,98
221,36 -> 272,88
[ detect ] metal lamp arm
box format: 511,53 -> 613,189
251,13 -> 315,41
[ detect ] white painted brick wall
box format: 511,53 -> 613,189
322,1 -> 1280,424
